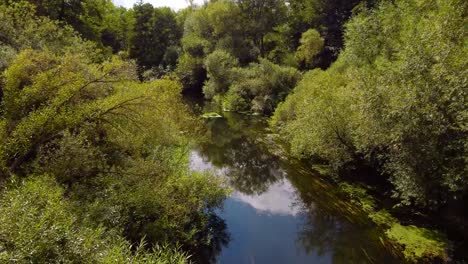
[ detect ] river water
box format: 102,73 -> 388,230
189,110 -> 400,264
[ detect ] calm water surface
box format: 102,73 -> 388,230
189,110 -> 400,264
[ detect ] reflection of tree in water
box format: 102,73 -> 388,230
190,113 -> 286,262
190,213 -> 231,264
283,161 -> 400,264
297,210 -> 396,264
197,115 -> 284,195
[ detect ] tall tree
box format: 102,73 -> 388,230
286,0 -> 376,68
130,2 -> 181,77
235,0 -> 287,57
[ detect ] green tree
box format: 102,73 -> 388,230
0,174 -> 189,263
4,0 -> 132,51
273,0 -> 467,209
203,50 -> 239,99
224,58 -> 301,114
286,0 -> 376,68
295,28 -> 324,68
0,47 -> 228,258
235,0 -> 288,57
178,1 -> 250,93
130,3 -> 181,77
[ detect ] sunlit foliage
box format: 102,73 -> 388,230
295,29 -> 324,68
273,0 -> 467,209
0,175 -> 189,263
0,6 -> 229,259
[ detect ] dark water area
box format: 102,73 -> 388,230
189,106 -> 402,264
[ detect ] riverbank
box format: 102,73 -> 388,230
262,120 -> 466,263
195,102 -> 466,263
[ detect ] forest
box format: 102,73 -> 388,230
0,0 -> 466,263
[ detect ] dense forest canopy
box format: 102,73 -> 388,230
0,0 -> 466,262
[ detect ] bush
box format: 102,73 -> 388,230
0,47 -> 228,260
272,67 -> 356,170
222,59 -> 301,114
203,50 -> 238,99
0,175 -> 189,263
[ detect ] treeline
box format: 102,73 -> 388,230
274,0 -> 467,213
0,1 -> 228,263
176,0 -> 374,114
1,0 -> 370,114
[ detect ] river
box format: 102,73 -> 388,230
189,108 -> 401,264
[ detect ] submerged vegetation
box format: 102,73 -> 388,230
0,0 -> 466,262
340,183 -> 448,262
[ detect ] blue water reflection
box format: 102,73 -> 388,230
190,112 -> 400,264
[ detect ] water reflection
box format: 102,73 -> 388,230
232,180 -> 302,216
194,115 -> 284,195
190,111 -> 400,264
191,213 -> 231,264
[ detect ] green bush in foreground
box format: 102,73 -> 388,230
0,175 -> 189,263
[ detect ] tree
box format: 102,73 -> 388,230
223,58 -> 301,114
0,47 -> 228,258
273,0 -> 467,209
286,0 -> 376,68
203,49 -> 239,99
178,1 -> 250,93
6,0 -> 132,51
129,3 -> 181,77
0,174 -> 190,263
295,28 -> 324,68
235,0 -> 288,57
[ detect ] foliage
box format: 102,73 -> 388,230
339,182 -> 448,262
177,0 -> 297,93
0,1 -> 98,70
0,49 -> 134,174
7,0 -> 134,51
386,224 -> 447,262
80,0 -> 125,48
0,175 -> 189,263
0,45 -> 228,261
203,50 -> 239,99
234,0 -> 288,56
177,1 -> 251,93
295,29 -> 324,68
273,0 -> 467,209
0,174 -> 103,262
220,59 -> 301,114
130,4 -> 181,77
286,0 -> 376,68
272,67 -> 355,170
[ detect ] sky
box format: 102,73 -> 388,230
112,0 -> 205,10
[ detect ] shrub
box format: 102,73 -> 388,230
0,175 -> 190,263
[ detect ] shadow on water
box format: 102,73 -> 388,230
189,213 -> 231,264
190,104 -> 401,264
